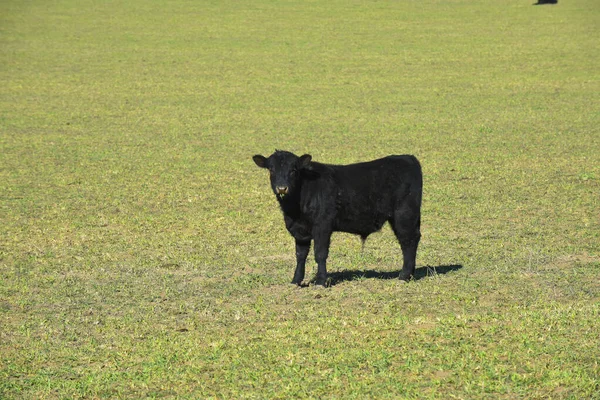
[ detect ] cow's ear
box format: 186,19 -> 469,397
253,155 -> 268,168
299,154 -> 312,169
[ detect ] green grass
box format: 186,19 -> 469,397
1,0 -> 599,398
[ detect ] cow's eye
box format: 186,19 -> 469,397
290,168 -> 297,176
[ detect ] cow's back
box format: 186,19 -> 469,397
332,155 -> 421,198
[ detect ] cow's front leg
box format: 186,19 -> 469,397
292,239 -> 310,285
313,228 -> 332,286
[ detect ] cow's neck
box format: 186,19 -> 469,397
277,192 -> 302,219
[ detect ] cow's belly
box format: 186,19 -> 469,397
333,211 -> 388,237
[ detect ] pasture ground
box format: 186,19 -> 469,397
1,0 -> 599,398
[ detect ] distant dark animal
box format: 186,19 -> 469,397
253,150 -> 422,286
534,0 -> 557,4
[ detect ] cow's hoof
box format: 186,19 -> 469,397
398,273 -> 413,282
314,277 -> 328,287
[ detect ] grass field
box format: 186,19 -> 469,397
1,0 -> 599,398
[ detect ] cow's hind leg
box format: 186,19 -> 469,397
398,232 -> 420,281
292,239 -> 311,285
390,211 -> 421,282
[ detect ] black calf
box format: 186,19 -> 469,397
253,150 -> 422,286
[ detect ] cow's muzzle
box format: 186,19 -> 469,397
276,186 -> 289,197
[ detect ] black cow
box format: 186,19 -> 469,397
253,150 -> 422,286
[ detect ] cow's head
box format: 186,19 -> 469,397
253,150 -> 312,199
